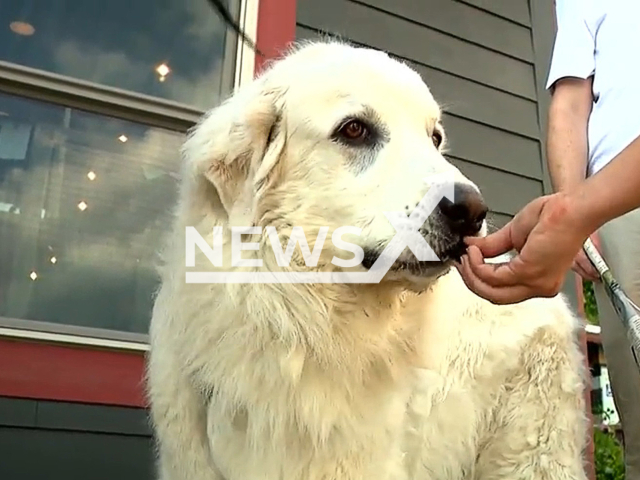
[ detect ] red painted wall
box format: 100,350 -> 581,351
254,0 -> 297,76
0,338 -> 147,407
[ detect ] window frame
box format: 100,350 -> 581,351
0,0 -> 259,348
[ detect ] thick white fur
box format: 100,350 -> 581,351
147,40 -> 590,480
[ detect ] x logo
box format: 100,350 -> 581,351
383,174 -> 456,262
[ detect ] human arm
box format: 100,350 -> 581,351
545,0 -> 603,280
544,0 -> 596,192
546,77 -> 593,193
455,133 -> 640,305
570,134 -> 640,232
546,77 -> 602,280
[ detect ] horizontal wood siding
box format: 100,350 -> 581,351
458,0 -> 531,27
0,397 -> 154,480
355,0 -> 534,61
296,0 -> 546,234
297,0 -> 536,99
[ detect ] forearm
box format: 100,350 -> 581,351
571,134 -> 640,233
546,78 -> 594,192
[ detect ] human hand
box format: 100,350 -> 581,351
454,192 -> 592,305
571,232 -> 602,281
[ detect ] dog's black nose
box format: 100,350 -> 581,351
437,183 -> 488,236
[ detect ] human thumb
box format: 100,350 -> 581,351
464,222 -> 514,258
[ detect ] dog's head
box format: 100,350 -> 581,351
180,40 -> 488,286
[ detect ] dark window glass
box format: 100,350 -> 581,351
0,0 -> 238,108
0,91 -> 184,334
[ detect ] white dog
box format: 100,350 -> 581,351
146,40 -> 590,480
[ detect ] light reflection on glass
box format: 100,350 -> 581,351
0,0 -> 236,108
0,91 -> 185,334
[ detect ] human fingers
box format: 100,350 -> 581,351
571,259 -> 594,281
463,222 -> 514,259
466,242 -> 565,298
456,255 -> 537,305
465,196 -> 547,259
462,251 -> 563,301
573,250 -> 600,281
464,244 -> 526,288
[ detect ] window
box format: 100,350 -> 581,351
0,0 -> 240,109
0,0 -> 250,342
0,92 -> 183,335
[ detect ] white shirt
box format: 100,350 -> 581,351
546,0 -> 640,176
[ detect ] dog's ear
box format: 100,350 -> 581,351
181,79 -> 287,223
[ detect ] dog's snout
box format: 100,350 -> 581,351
437,183 -> 488,236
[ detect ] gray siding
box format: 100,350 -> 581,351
0,397 -> 155,480
296,0 -> 550,233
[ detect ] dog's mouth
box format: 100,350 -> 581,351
437,241 -> 468,264
362,240 -> 467,277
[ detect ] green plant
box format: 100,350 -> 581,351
583,280 -> 600,325
593,427 -> 625,480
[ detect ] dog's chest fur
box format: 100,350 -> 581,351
174,283 -> 412,479
167,279 -> 516,480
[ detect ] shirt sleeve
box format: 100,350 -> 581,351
545,0 -> 597,90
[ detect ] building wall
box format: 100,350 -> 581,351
0,338 -> 150,480
0,397 -> 154,480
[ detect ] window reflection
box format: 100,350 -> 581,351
0,91 -> 184,334
0,0 -> 237,108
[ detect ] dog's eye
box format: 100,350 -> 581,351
432,130 -> 443,149
337,120 -> 369,143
